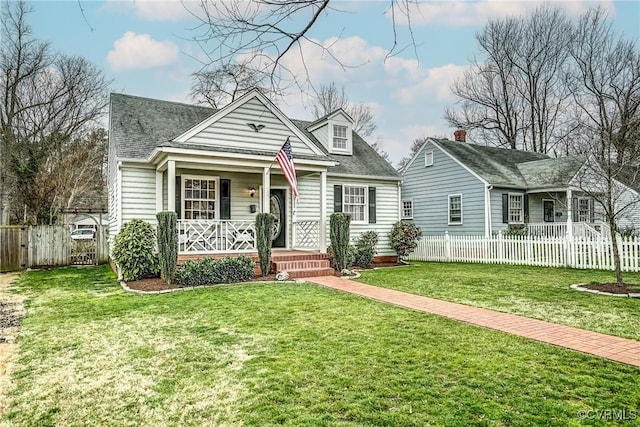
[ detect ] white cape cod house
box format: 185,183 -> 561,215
107,89 -> 400,262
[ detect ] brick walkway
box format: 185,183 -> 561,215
307,275 -> 640,367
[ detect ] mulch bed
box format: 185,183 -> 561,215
579,283 -> 640,295
125,262 -> 407,292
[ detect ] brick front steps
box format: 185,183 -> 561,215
178,250 -> 336,278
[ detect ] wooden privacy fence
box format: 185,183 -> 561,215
407,233 -> 640,272
0,225 -> 109,272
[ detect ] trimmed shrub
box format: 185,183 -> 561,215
156,211 -> 178,285
112,219 -> 159,281
327,244 -> 355,270
353,231 -> 379,268
389,220 -> 422,258
256,213 -> 277,276
330,212 -> 351,271
176,256 -> 255,286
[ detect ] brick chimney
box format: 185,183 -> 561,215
454,129 -> 466,142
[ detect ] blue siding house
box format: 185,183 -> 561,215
400,134 -> 640,237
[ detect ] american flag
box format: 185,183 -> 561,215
275,137 -> 299,204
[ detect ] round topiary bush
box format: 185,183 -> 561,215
112,219 -> 158,281
389,220 -> 422,258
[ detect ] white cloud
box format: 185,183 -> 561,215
108,32 -> 179,71
389,0 -> 615,27
101,0 -> 198,21
393,63 -> 468,104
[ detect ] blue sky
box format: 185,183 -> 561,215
27,0 -> 639,165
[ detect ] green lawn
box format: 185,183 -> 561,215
357,262 -> 640,341
2,265 -> 639,426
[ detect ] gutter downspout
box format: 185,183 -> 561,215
485,185 -> 493,237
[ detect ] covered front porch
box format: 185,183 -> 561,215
520,189 -> 609,238
152,148 -> 334,255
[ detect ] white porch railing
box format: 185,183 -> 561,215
527,223 -> 567,237
293,220 -> 320,249
178,220 -> 256,253
527,222 -> 608,239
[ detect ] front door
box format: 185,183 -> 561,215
543,200 -> 555,222
270,189 -> 286,248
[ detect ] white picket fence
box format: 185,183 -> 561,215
407,233 -> 640,272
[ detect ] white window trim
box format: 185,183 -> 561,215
577,197 -> 592,223
508,192 -> 524,224
448,194 -> 463,225
181,174 -> 220,220
401,199 -> 413,219
542,198 -> 555,223
330,121 -> 352,154
343,184 -> 368,224
424,150 -> 434,167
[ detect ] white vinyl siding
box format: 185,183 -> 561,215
183,97 -> 318,156
448,194 -> 462,225
327,176 -> 399,256
121,166 -> 158,226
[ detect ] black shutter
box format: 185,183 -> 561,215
334,185 -> 342,212
368,187 -> 376,224
220,179 -> 231,219
502,194 -> 509,223
523,194 -> 529,222
175,176 -> 181,219
572,198 -> 579,222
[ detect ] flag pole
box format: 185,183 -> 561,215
267,138 -> 290,170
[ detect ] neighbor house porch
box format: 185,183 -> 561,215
509,190 -> 609,238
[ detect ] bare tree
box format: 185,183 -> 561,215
311,82 -> 377,137
568,7 -> 640,286
0,0 -> 111,224
187,1 -> 417,95
446,6 -> 573,153
191,60 -> 280,108
312,83 -> 348,119
397,137 -> 428,170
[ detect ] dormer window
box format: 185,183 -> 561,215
308,109 -> 354,155
332,125 -> 348,150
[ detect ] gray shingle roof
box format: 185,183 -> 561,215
110,93 -> 214,159
432,139 -> 551,187
517,156 -> 585,189
109,93 -> 399,179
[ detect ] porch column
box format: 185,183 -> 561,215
566,188 -> 573,237
319,170 -> 327,252
262,167 -> 270,213
155,170 -> 163,212
168,160 -> 176,212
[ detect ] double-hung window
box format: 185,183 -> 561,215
577,198 -> 591,222
183,177 -> 217,220
448,194 -> 462,224
344,185 -> 367,222
402,199 -> 413,219
333,125 -> 348,150
509,194 -> 523,223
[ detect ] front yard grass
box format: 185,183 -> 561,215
2,265 -> 639,426
357,262 -> 640,341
